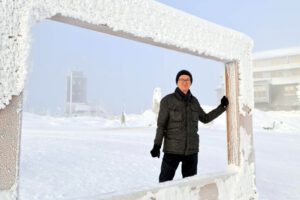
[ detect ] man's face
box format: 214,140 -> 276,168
177,75 -> 191,94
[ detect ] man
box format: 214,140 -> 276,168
150,69 -> 229,182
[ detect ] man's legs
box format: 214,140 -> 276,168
181,153 -> 198,178
159,153 -> 180,182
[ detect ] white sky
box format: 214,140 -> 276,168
23,0 -> 300,115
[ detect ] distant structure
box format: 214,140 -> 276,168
152,87 -> 161,114
253,47 -> 300,110
216,47 -> 300,111
66,71 -> 105,116
66,71 -> 87,115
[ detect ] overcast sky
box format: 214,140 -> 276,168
24,0 -> 300,115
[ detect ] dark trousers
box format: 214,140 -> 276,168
159,153 -> 198,182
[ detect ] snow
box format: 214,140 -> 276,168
0,184 -> 17,200
18,108 -> 300,200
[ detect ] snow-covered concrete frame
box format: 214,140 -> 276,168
0,0 -> 257,199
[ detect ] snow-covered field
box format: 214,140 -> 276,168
19,108 -> 300,200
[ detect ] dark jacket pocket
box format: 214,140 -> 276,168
169,108 -> 183,122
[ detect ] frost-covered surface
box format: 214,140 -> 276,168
0,1 -> 31,108
101,172 -> 238,200
0,0 -> 253,111
0,184 -> 17,200
152,87 -> 161,114
18,109 -> 300,200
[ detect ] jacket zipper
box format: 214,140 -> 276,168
184,102 -> 188,155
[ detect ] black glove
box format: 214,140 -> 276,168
150,144 -> 161,158
221,96 -> 229,108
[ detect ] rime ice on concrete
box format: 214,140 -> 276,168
0,1 -> 257,199
0,95 -> 22,200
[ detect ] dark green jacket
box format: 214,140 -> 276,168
154,88 -> 226,155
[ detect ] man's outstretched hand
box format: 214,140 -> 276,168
150,144 -> 161,158
221,96 -> 229,108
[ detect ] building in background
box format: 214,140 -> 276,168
66,71 -> 106,116
216,47 -> 300,111
66,71 -> 87,115
253,47 -> 300,110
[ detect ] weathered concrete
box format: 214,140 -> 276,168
98,172 -> 236,200
0,94 -> 23,191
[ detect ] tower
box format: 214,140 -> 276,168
66,71 -> 87,115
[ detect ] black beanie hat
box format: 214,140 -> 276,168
176,70 -> 193,83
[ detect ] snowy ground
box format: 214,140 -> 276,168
19,109 -> 300,200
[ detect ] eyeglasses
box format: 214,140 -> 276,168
178,78 -> 191,83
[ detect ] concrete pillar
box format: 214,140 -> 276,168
0,94 -> 23,199
225,62 -> 240,166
